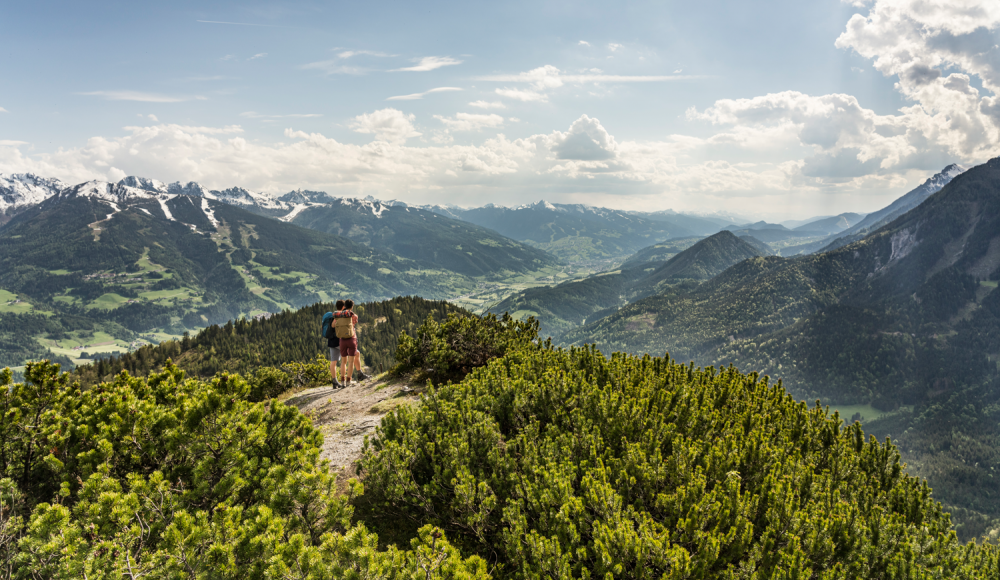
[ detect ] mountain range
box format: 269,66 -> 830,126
493,230 -> 768,337
420,200 -> 717,262
0,178 -> 483,368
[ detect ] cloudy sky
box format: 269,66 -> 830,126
1,0 -> 999,219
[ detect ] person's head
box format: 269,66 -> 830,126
345,299 -> 354,310
335,299 -> 345,310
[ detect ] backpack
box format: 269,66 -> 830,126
334,310 -> 355,339
321,312 -> 335,340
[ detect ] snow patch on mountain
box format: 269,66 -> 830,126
0,173 -> 67,213
201,198 -> 219,228
280,203 -> 311,222
158,196 -> 177,221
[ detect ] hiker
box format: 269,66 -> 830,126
334,298 -> 369,385
322,306 -> 344,388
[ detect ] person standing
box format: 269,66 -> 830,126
322,308 -> 344,388
334,299 -> 369,386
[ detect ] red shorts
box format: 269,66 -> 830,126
339,337 -> 358,357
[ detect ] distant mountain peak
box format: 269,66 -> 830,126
61,180 -> 157,204
0,173 -> 67,214
118,176 -> 167,193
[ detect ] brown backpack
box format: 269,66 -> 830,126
334,311 -> 355,339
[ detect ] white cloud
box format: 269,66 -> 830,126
249,53 -> 268,60
0,107 -> 7,113
240,111 -> 323,119
337,49 -> 394,59
78,91 -> 206,103
551,115 -> 618,161
391,56 -> 463,72
0,114 -> 950,216
481,65 -> 706,103
579,40 -> 590,46
608,43 -> 623,52
469,100 -> 506,109
495,88 -> 548,102
349,108 -> 421,142
386,87 -> 462,101
434,113 -> 505,132
832,0 -> 1000,161
148,114 -> 158,122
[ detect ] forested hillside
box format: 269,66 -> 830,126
6,311 -> 999,576
289,199 -> 559,276
0,182 -> 477,368
492,231 -> 765,337
359,318 -> 1000,577
562,156 -> 1000,537
72,296 -> 463,384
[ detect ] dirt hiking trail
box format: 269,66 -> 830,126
281,373 -> 421,478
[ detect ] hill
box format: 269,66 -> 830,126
562,156 -> 1000,536
358,320 -> 1000,576
565,158 -> 1000,402
493,231 -> 766,338
72,295 -> 463,385
6,315 -> 999,576
437,200 -> 698,262
634,230 -> 765,289
287,198 -> 558,277
0,181 -> 474,368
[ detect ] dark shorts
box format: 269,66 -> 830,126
339,337 -> 358,357
328,347 -> 341,362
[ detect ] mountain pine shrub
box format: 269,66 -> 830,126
362,343 -> 1000,578
393,312 -> 541,382
0,362 -> 487,579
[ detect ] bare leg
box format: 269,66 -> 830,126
329,360 -> 337,383
354,353 -> 362,378
345,355 -> 355,383
340,359 -> 348,384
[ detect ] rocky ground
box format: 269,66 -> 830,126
281,372 -> 421,481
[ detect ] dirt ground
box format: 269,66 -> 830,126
281,372 -> 421,479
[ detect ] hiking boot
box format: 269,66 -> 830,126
332,380 -> 344,389
357,371 -> 370,381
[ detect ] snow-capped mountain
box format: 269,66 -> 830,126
0,173 -> 67,215
56,180 -> 159,204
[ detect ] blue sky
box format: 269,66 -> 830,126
2,0 -> 998,218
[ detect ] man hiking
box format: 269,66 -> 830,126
334,298 -> 369,386
322,305 -> 345,388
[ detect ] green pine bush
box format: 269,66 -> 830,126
363,343 -> 1000,578
0,362 -> 487,579
393,312 -> 541,382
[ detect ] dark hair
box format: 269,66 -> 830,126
335,299 -> 345,309
344,299 -> 354,309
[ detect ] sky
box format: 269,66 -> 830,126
1,0 -> 999,219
